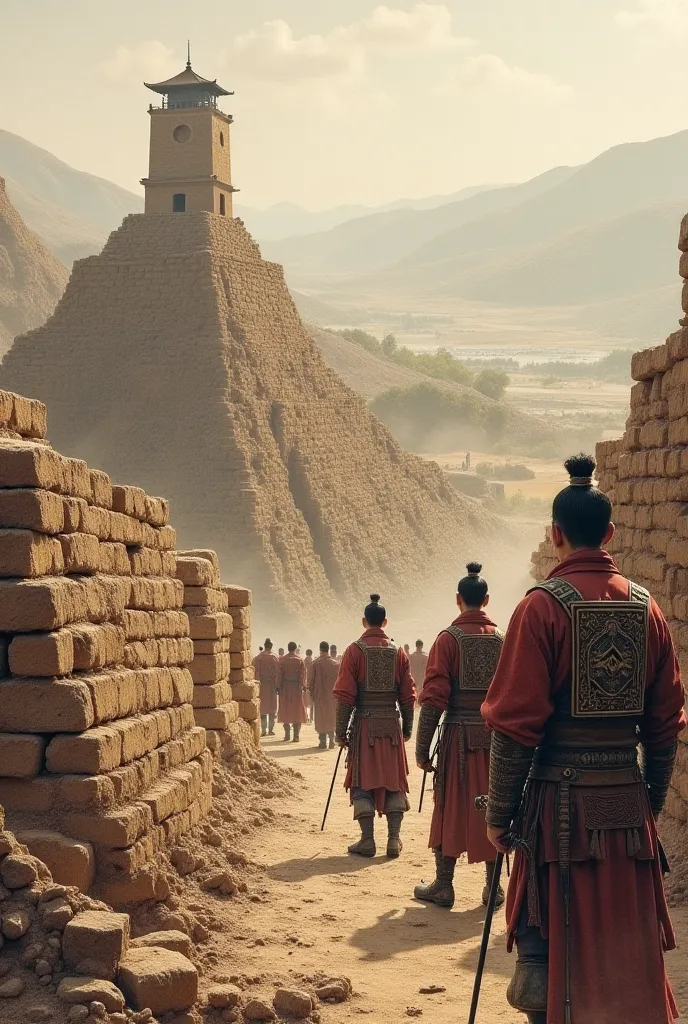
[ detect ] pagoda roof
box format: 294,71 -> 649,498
144,62 -> 233,97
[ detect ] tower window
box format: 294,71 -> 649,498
173,124 -> 191,143
219,194 -> 226,216
219,131 -> 225,147
172,193 -> 186,213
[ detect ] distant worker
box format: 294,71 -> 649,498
415,563 -> 504,909
310,641 -> 339,749
303,649 -> 314,724
465,451 -> 471,470
333,595 -> 416,858
409,640 -> 428,704
278,647 -> 285,657
330,644 -> 340,663
404,643 -> 411,657
276,642 -> 308,743
253,639 -> 280,737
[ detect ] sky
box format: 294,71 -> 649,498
3,0 -> 688,210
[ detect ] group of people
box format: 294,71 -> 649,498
302,453 -> 684,1024
252,640 -> 341,748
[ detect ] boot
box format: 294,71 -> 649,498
386,811 -> 404,858
318,734 -> 327,749
482,861 -> 505,908
328,733 -> 335,749
283,725 -> 291,742
526,1015 -> 546,1024
348,815 -> 376,857
260,715 -> 267,737
268,714 -> 275,735
414,849 -> 456,908
292,723 -> 301,743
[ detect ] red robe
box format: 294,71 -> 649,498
253,651 -> 279,716
276,653 -> 307,725
421,609 -> 498,863
482,549 -> 686,1024
310,654 -> 339,735
303,656 -> 313,712
333,627 -> 417,815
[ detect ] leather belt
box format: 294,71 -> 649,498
529,763 -> 642,787
357,708 -> 399,719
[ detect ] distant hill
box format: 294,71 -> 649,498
0,130 -> 143,264
0,177 -> 69,353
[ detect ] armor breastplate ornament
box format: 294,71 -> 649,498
444,625 -> 504,720
354,641 -> 399,714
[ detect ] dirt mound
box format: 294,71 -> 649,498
0,178 -> 68,355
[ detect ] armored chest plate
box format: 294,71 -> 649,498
356,642 -> 397,691
445,626 -> 503,692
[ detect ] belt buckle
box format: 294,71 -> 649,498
562,767 -> 576,782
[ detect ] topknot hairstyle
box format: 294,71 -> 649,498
364,593 -> 386,627
458,561 -> 488,607
264,638 -> 273,650
552,454 -> 612,549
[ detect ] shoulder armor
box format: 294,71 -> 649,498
528,578 -> 584,619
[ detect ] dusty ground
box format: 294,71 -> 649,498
200,727 -> 688,1023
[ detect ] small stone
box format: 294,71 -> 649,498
205,830 -> 223,848
68,1008 -> 90,1023
0,855 -> 38,890
1,907 -> 31,940
193,924 -> 209,943
40,884 -> 69,903
35,959 -> 53,977
169,849 -> 195,877
131,932 -> 193,959
39,975 -> 52,986
89,1002 -> 108,1019
199,872 -> 225,891
25,1004 -> 54,1022
0,834 -> 12,857
207,984 -> 241,1009
314,982 -> 349,1002
58,977 -> 126,1014
48,936 -> 62,950
273,988 -> 313,1018
243,999 -> 276,1021
221,1011 -> 239,1023
110,1016 -> 129,1024
418,984 -> 446,995
42,897 -> 74,931
0,961 -> 10,978
118,948 -> 198,1014
22,943 -> 44,967
406,1009 -> 423,1018
0,976 -> 26,997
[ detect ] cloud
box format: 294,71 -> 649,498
99,41 -> 179,84
615,0 -> 688,35
226,4 -> 470,84
447,53 -> 571,100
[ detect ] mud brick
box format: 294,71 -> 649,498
229,667 -> 253,685
652,479 -> 670,503
47,726 -> 123,775
666,567 -> 688,598
139,777 -> 188,824
634,554 -> 666,582
113,716 -> 158,765
107,511 -> 144,546
668,387 -> 688,421
182,586 -> 227,611
187,611 -> 232,640
98,542 -> 130,575
193,638 -> 230,655
629,380 -> 653,408
179,704 -> 195,730
223,585 -> 251,607
622,426 -> 642,450
141,495 -> 167,528
238,699 -> 259,723
169,667 -> 194,706
61,457 -> 92,501
0,528 -> 64,578
230,651 -> 249,669
152,709 -> 172,744
78,504 -> 110,539
70,622 -> 125,671
63,803 -> 153,849
231,681 -> 258,702
0,678 -> 94,732
0,776 -> 55,812
0,488 -> 65,534
111,485 -> 146,519
192,681 -> 230,708
229,630 -> 250,654
189,653 -> 230,684
58,772 -> 117,811
63,910 -> 130,979
157,637 -> 194,666
95,834 -> 157,874
175,557 -> 218,587
80,668 -> 139,725
84,575 -> 129,624
151,610 -> 189,637
616,481 -> 634,504
673,595 -> 688,620
90,470 -> 113,509
0,440 -> 65,491
62,497 -> 86,534
124,610 -> 155,641
633,479 -> 654,504
226,605 -> 250,629
148,525 -> 176,550
124,639 -> 159,670
9,629 -> 74,677
614,504 -> 636,528
128,577 -> 184,611
0,733 -> 45,777
58,532 -> 101,574
0,392 -> 12,427
667,538 -> 688,568
648,530 -> 673,556
669,416 -> 688,445
676,512 -> 688,539
635,505 -> 653,529
194,704 -> 234,730
667,477 -> 688,503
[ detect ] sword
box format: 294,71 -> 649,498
418,723 -> 443,813
321,744 -> 345,832
468,850 -> 505,1024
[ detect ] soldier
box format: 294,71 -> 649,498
333,595 -> 416,858
310,641 -> 339,748
414,563 -> 504,910
409,640 -> 428,704
304,649 -> 314,723
278,647 -> 285,658
253,639 -> 279,737
276,642 -> 308,743
330,644 -> 340,663
482,455 -> 685,1024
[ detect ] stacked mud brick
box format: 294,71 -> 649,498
0,389 -> 212,903
177,550 -> 259,750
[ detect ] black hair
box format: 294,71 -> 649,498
364,593 -> 386,627
264,638 -> 273,650
330,644 -> 337,651
458,562 -> 488,607
319,641 -> 329,652
306,649 -> 313,656
552,454 -> 611,549
287,641 -> 297,653
415,639 -> 423,648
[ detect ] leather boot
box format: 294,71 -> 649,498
328,733 -> 335,749
260,715 -> 267,737
293,723 -> 301,743
268,714 -> 275,735
348,815 -> 375,857
283,725 -> 291,742
318,734 -> 327,749
482,861 -> 505,908
386,811 -> 404,858
526,1015 -> 546,1024
414,849 -> 456,908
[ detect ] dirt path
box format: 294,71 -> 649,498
204,725 -> 688,1022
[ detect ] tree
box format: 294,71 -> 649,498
381,334 -> 398,357
474,367 -> 510,401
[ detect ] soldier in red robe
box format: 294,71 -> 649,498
409,640 -> 428,705
414,563 -> 504,910
333,595 -> 416,858
303,649 -> 314,723
482,455 -> 686,1024
253,639 -> 279,736
277,642 -> 308,743
310,641 -> 340,748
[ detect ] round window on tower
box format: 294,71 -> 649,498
220,131 -> 225,147
173,124 -> 191,144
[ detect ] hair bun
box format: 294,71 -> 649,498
369,593 -> 381,604
564,453 -> 596,486
465,562 -> 482,576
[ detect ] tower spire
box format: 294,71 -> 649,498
186,40 -> 191,69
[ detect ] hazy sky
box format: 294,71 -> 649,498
3,0 -> 688,209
